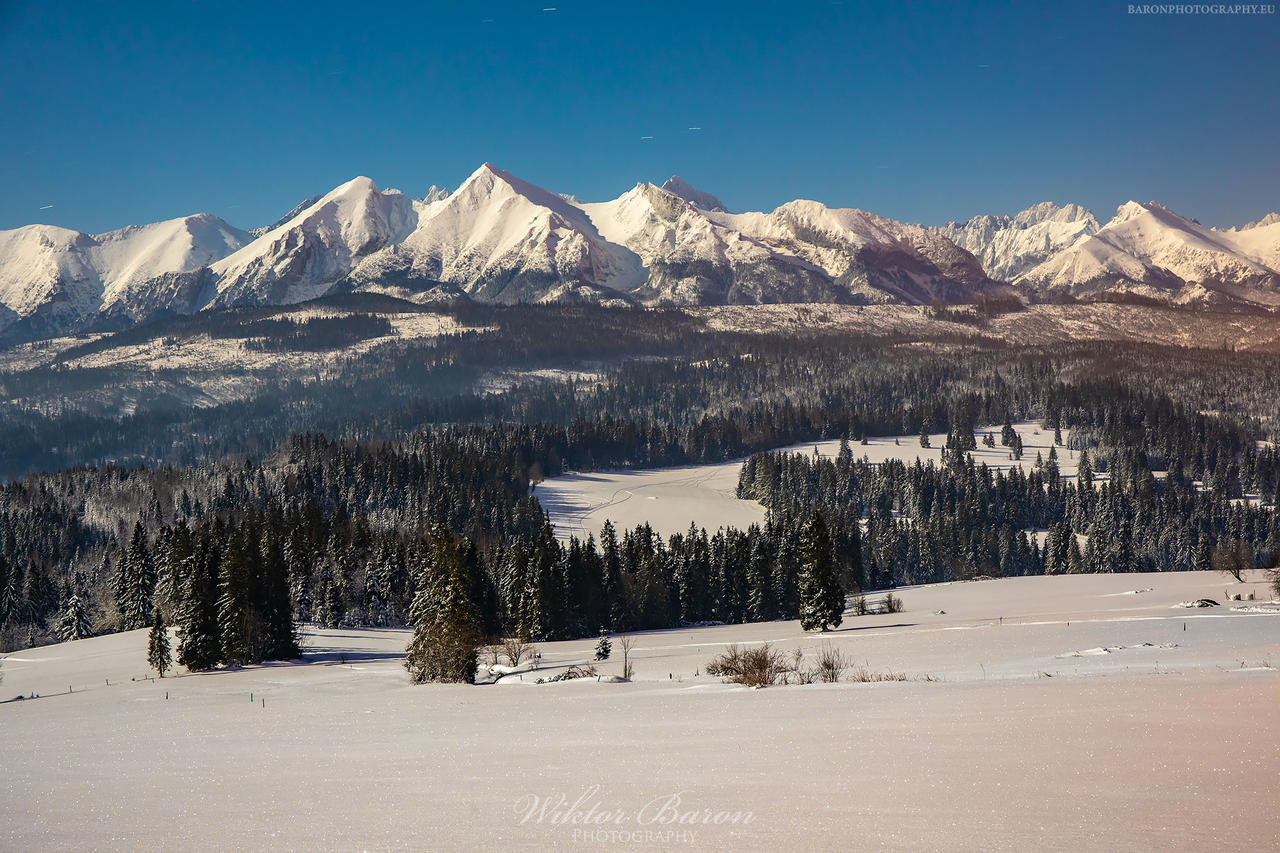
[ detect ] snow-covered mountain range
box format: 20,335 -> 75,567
938,202 -> 1100,282
942,201 -> 1280,309
2,163 -> 1277,340
0,214 -> 251,338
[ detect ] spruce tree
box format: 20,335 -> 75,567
58,588 -> 93,642
1078,451 -> 1095,495
177,543 -> 222,671
216,534 -> 255,666
1195,535 -> 1213,573
405,525 -> 482,683
259,533 -> 299,661
798,511 -> 844,631
1,552 -> 16,627
119,523 -> 157,630
746,538 -> 773,622
594,632 -> 612,661
599,521 -> 625,631
147,608 -> 172,678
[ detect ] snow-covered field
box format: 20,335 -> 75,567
3,570 -> 1278,851
539,421 -> 1074,542
478,367 -> 606,395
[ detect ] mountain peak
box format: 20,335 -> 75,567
660,176 -> 727,213
1112,200 -> 1157,224
1232,211 -> 1280,231
453,163 -> 591,227
328,175 -> 382,198
419,185 -> 450,204
1009,201 -> 1097,229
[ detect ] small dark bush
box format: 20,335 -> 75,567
816,643 -> 848,683
540,664 -> 598,683
706,643 -> 788,687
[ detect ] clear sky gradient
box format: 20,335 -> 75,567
1,0 -> 1277,233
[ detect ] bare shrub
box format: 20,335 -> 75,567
846,666 -> 937,683
619,635 -> 635,680
501,637 -> 534,667
782,647 -> 819,685
541,664 -> 598,683
881,592 -> 903,614
852,594 -> 869,616
705,643 -> 789,687
816,643 -> 849,683
789,665 -> 818,685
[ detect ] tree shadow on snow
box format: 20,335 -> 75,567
825,622 -> 916,633
301,648 -> 405,666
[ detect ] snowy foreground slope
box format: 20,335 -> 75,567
3,571 -> 1277,851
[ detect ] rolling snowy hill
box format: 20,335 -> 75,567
578,182 -> 839,305
711,200 -> 1004,304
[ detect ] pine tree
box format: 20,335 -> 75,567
594,633 -> 612,661
527,522 -> 567,640
798,511 -> 844,631
598,521 -> 625,631
119,522 -> 157,630
216,533 -> 256,666
1078,451 -> 1095,495
1195,534 -> 1213,573
58,589 -> 93,642
147,608 -> 172,677
405,524 -> 482,683
177,540 -> 222,671
746,537 -> 773,622
259,533 -> 299,661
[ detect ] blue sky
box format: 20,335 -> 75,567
1,0 -> 1277,233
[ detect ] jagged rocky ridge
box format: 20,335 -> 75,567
2,164 -> 1278,341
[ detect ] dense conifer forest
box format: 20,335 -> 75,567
1,303 -> 1278,654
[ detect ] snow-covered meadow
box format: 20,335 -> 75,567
3,570 -> 1278,851
538,421 -> 1076,542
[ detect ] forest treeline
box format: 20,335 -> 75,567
3,304 -> 1280,655
5,301 -> 1280,482
2,359 -> 1278,655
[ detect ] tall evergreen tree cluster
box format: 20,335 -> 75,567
405,525 -> 483,683
739,397 -> 1280,588
163,518 -> 299,670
